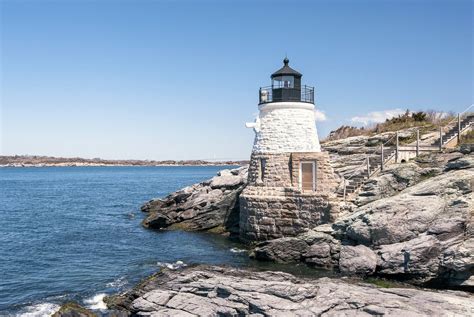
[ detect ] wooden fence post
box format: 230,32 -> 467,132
458,113 -> 461,144
416,129 -> 420,157
439,127 -> 443,151
343,180 -> 346,202
395,131 -> 399,163
381,143 -> 384,171
367,156 -> 370,176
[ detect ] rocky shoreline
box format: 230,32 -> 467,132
139,149 -> 473,291
52,131 -> 473,316
108,265 -> 474,316
56,265 -> 473,316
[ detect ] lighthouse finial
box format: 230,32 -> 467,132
283,56 -> 289,66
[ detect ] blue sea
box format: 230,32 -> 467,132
0,166 -> 254,316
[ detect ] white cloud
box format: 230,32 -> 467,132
314,109 -> 327,122
351,108 -> 405,126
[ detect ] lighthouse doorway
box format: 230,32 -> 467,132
300,161 -> 316,191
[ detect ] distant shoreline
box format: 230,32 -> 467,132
0,155 -> 248,168
0,164 -> 245,168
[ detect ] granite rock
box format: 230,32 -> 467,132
106,265 -> 474,316
141,166 -> 248,236
252,157 -> 474,289
339,245 -> 377,275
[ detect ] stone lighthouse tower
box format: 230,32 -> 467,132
240,58 -> 338,242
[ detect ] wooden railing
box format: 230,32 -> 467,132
341,104 -> 474,202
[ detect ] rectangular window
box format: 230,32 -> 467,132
300,162 -> 316,191
272,76 -> 294,89
282,76 -> 294,88
260,158 -> 266,182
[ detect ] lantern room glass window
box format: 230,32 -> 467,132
272,76 -> 294,89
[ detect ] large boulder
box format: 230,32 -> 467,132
253,229 -> 341,269
141,166 -> 247,236
376,235 -> 442,276
341,168 -> 472,246
356,163 -> 442,206
445,155 -> 474,171
339,245 -> 377,275
252,237 -> 309,263
341,167 -> 473,285
107,265 -> 474,316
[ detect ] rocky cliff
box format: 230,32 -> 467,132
141,167 -> 248,237
105,265 -> 473,316
253,151 -> 473,290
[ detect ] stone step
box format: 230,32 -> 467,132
339,140 -> 432,196
349,180 -> 363,187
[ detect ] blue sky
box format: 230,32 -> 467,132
1,0 -> 472,160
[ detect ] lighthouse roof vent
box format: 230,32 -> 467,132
271,58 -> 302,78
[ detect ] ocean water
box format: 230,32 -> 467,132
0,166 -> 253,316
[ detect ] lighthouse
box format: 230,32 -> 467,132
240,58 -> 338,242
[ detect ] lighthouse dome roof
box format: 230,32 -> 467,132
271,58 -> 302,78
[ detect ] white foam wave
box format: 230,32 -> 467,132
157,260 -> 187,270
83,293 -> 107,310
17,302 -> 61,317
230,247 -> 247,253
106,276 -> 127,288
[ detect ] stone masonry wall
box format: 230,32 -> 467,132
239,189 -> 336,242
247,153 -> 292,187
240,151 -> 340,242
247,152 -> 339,192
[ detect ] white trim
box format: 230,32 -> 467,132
259,102 -> 315,112
299,161 -> 316,192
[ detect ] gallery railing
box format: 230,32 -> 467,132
259,85 -> 314,104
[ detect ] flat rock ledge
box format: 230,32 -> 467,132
106,265 -> 474,316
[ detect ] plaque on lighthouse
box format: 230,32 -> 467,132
240,58 -> 338,242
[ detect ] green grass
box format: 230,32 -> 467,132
419,170 -> 439,181
460,129 -> 474,145
364,277 -> 400,288
207,225 -> 227,234
52,302 -> 96,317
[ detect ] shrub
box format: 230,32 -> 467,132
411,111 -> 427,122
460,130 -> 474,145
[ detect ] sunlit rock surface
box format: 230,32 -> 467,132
141,167 -> 248,236
106,265 -> 474,316
253,153 -> 473,289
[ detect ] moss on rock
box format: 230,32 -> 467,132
52,302 -> 96,317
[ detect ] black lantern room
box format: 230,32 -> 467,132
259,58 -> 314,104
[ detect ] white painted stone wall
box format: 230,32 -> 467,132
250,102 -> 321,154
